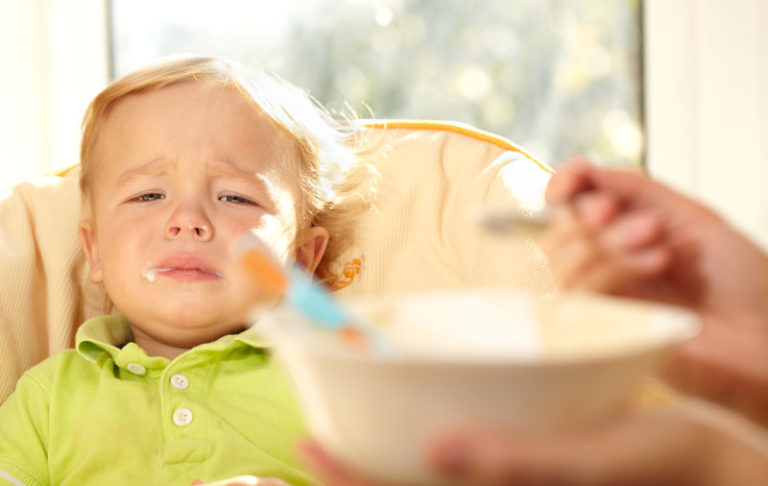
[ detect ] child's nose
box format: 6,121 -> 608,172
165,208 -> 214,242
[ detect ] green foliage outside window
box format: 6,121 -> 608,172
111,0 -> 642,167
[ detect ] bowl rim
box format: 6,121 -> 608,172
264,289 -> 702,367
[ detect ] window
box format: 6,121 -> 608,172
110,0 -> 643,168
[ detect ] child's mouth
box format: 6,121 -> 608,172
143,267 -> 223,282
142,256 -> 224,282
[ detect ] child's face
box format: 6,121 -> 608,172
80,82 -> 328,350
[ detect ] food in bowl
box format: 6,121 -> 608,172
256,288 -> 700,486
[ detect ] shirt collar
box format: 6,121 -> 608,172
76,314 -> 271,368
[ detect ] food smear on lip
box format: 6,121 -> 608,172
141,267 -> 169,283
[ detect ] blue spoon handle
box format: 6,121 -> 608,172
285,265 -> 349,328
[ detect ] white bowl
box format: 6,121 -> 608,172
258,288 -> 700,486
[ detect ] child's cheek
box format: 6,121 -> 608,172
255,217 -> 297,263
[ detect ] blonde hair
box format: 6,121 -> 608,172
79,56 -> 374,280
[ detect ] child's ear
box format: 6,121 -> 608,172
79,220 -> 103,283
295,226 -> 329,275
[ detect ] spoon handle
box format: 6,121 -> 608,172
236,230 -> 390,354
477,205 -> 554,235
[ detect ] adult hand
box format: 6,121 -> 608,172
540,159 -> 768,425
298,441 -> 387,486
425,410 -> 768,486
300,412 -> 768,486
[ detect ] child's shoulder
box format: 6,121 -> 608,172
19,347 -> 100,395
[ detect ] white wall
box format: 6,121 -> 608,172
644,0 -> 768,249
0,0 -> 109,187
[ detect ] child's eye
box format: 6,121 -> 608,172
135,193 -> 165,202
219,194 -> 256,205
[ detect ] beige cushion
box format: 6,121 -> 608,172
328,121 -> 554,297
0,170 -> 111,401
0,120 -> 554,402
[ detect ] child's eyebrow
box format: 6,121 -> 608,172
207,159 -> 261,180
114,157 -> 172,188
113,158 -> 272,191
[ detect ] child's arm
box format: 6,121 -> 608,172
0,372 -> 51,486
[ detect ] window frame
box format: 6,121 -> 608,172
643,0 -> 768,248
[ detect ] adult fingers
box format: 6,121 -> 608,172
545,158 -> 597,203
598,211 -> 665,252
547,160 -> 700,222
538,206 -> 601,289
298,440 -> 386,486
546,159 -> 651,206
569,246 -> 671,295
426,412 -> 710,486
567,189 -> 664,251
541,198 -> 669,293
571,191 -> 621,230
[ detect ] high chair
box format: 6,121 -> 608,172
0,120 -> 555,402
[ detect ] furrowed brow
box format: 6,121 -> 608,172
114,158 -> 172,188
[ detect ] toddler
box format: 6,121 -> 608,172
0,56 -> 371,486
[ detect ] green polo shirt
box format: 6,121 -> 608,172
0,315 -> 318,486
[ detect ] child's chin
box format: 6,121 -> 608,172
158,322 -> 247,347
151,304 -> 242,329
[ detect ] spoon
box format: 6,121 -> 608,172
476,205 -> 555,235
235,230 -> 390,354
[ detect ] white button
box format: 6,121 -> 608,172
170,373 -> 189,390
172,408 -> 193,426
126,363 -> 146,376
